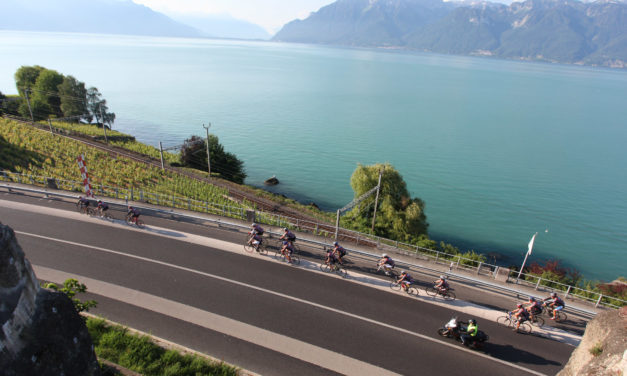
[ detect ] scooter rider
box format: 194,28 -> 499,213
460,319 -> 478,346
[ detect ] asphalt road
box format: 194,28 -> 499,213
0,192 -> 575,375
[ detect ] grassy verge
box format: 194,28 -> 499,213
87,317 -> 238,376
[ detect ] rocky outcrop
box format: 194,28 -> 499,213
0,223 -> 100,376
557,308 -> 627,376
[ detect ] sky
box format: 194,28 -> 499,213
132,0 -> 336,34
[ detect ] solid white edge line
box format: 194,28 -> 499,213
17,230 -> 548,376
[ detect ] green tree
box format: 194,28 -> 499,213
347,163 -> 428,242
14,65 -> 45,94
32,68 -> 64,118
180,134 -> 247,184
58,75 -> 88,121
86,87 -> 115,127
0,91 -> 4,115
44,278 -> 97,314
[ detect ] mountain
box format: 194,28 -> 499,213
171,14 -> 270,40
0,0 -> 201,38
273,0 -> 627,67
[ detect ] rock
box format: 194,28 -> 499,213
0,223 -> 100,376
264,175 -> 279,185
557,308 -> 627,376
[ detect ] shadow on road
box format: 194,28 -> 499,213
483,342 -> 562,366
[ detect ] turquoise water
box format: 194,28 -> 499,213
1,31 -> 626,280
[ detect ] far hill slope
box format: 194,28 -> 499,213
0,0 -> 200,38
273,0 -> 627,68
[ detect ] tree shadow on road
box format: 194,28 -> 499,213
482,342 -> 562,367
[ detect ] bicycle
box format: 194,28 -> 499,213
97,208 -> 114,221
274,247 -> 300,264
390,281 -> 419,296
527,313 -> 545,327
319,260 -> 348,278
244,236 -> 267,255
376,263 -> 398,279
425,286 -> 456,301
275,239 -> 300,254
543,304 -> 567,322
76,201 -> 94,216
125,213 -> 145,229
496,312 -> 532,334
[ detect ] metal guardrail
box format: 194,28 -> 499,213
1,182 -> 612,318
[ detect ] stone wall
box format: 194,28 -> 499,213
0,223 -> 100,375
558,308 -> 627,376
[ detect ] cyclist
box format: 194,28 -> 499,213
434,275 -> 450,295
525,297 -> 542,321
510,303 -> 530,332
251,223 -> 264,236
127,205 -> 140,223
460,319 -> 478,346
96,200 -> 109,216
325,248 -> 339,270
543,292 -> 565,320
377,253 -> 395,276
280,227 -> 296,245
77,196 -> 90,213
396,271 -> 414,292
280,241 -> 295,263
248,231 -> 263,252
332,241 -> 347,264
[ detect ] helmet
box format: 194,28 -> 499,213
333,241 -> 338,246
128,205 -> 132,209
401,270 -> 407,275
517,303 -> 523,308
551,292 -> 557,297
529,297 -> 536,302
468,319 -> 476,324
440,275 -> 446,279
252,223 -> 256,227
98,200 -> 102,203
284,227 -> 289,231
382,253 -> 388,257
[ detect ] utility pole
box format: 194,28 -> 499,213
100,104 -> 108,143
24,89 -> 34,121
158,141 -> 165,170
203,123 -> 211,177
371,168 -> 383,233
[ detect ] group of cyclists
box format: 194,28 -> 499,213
508,292 -> 566,331
377,253 -> 451,295
77,196 -> 141,224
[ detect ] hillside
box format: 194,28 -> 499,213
0,0 -> 201,38
273,0 -> 627,68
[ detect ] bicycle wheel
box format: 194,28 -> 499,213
518,322 -> 532,334
243,244 -> 255,253
496,316 -> 512,328
319,263 -> 330,272
86,207 -> 96,216
125,215 -> 134,225
555,311 -> 567,322
443,290 -> 456,301
437,328 -> 452,338
407,286 -> 419,296
258,243 -> 268,255
530,316 -> 544,327
335,266 -> 348,278
135,218 -> 145,229
425,286 -> 438,297
390,282 -> 402,291
289,254 -> 300,265
103,212 -> 114,221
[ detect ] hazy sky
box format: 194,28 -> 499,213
132,0 -> 335,33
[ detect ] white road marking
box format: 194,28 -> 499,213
19,230 -> 548,376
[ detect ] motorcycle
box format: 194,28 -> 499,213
437,317 -> 489,348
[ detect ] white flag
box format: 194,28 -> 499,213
527,233 -> 537,256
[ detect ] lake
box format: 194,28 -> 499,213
1,30 -> 626,280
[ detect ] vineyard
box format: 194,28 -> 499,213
0,118 -> 247,213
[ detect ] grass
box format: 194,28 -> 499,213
0,118 -> 245,215
589,342 -> 603,357
87,318 -> 238,376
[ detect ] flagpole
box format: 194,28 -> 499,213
517,232 -> 538,283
